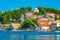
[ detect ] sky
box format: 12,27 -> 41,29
0,0 -> 60,12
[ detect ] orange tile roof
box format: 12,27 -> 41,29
38,23 -> 51,27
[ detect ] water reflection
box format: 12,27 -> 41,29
57,35 -> 60,40
0,35 -> 58,40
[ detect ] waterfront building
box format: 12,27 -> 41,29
37,18 -> 51,31
11,23 -> 21,30
50,22 -> 57,31
55,20 -> 60,31
0,24 -> 13,30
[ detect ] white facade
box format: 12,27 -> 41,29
42,27 -> 49,31
34,8 -> 39,12
57,23 -> 60,27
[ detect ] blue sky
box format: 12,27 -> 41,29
0,0 -> 60,12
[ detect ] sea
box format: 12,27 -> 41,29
0,31 -> 60,40
0,34 -> 60,40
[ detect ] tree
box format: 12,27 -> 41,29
20,7 -> 26,13
33,12 -> 39,15
55,10 -> 60,20
38,7 -> 47,15
55,16 -> 57,21
26,7 -> 32,11
45,8 -> 56,13
22,19 -> 38,29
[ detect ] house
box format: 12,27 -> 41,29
55,20 -> 60,27
46,12 -> 55,18
49,18 -> 55,22
55,14 -> 59,18
30,15 -> 39,19
34,8 -> 39,12
51,20 -> 60,31
38,23 -> 51,32
37,18 -> 49,24
11,23 -> 21,30
37,18 -> 51,31
30,15 -> 43,19
25,12 -> 33,17
41,23 -> 51,31
50,22 -> 57,31
0,24 -> 13,30
0,23 -> 21,30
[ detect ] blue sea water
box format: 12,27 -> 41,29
0,35 -> 59,40
0,31 -> 60,40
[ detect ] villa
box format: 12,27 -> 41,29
37,18 -> 51,31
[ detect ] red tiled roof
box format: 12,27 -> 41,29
38,23 -> 51,27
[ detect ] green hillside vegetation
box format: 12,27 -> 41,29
0,7 -> 60,24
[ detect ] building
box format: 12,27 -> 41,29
55,14 -> 59,19
50,22 -> 57,31
11,23 -> 21,30
30,15 -> 39,19
25,12 -> 33,17
55,20 -> 60,27
0,24 -> 13,30
37,18 -> 51,31
34,8 -> 39,12
30,15 -> 43,19
37,18 -> 49,24
46,12 -> 55,18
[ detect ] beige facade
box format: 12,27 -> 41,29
11,23 -> 21,29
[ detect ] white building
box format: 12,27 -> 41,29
57,22 -> 60,27
34,8 -> 39,12
55,20 -> 60,27
37,18 -> 51,32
